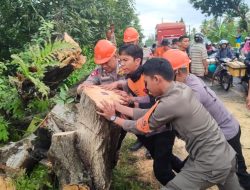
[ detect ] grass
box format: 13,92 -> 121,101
12,164 -> 57,190
111,136 -> 153,190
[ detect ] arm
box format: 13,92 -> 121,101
247,81 -> 250,110
97,101 -> 148,135
100,80 -> 127,90
97,99 -> 175,135
202,46 -> 209,74
138,95 -> 155,109
227,48 -> 235,60
202,59 -> 208,75
115,103 -> 133,118
215,51 -> 220,61
123,101 -> 175,134
133,95 -> 150,104
115,103 -> 148,119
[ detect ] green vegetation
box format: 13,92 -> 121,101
13,164 -> 56,190
0,0 -> 142,144
111,137 -> 153,190
0,20 -> 75,143
201,17 -> 248,45
0,115 -> 9,142
0,0 -> 142,60
190,0 -> 249,31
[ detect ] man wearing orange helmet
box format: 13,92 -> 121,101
123,27 -> 140,45
163,49 -> 250,190
154,38 -> 171,57
123,27 -> 152,64
77,39 -> 123,94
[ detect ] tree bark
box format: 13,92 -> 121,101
48,86 -> 123,190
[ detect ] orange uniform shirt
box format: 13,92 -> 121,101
154,46 -> 171,57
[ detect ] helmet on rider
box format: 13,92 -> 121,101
245,36 -> 250,42
219,39 -> 228,45
206,41 -> 212,46
194,33 -> 204,43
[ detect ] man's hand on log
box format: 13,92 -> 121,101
97,101 -> 116,120
114,91 -> 134,105
77,83 -> 92,94
100,82 -> 118,90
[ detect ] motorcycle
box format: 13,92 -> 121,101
213,58 -> 233,91
207,55 -> 233,91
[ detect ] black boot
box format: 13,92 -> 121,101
145,150 -> 152,159
129,139 -> 143,151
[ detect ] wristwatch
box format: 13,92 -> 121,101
110,115 -> 117,122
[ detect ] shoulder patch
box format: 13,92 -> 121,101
91,69 -> 99,76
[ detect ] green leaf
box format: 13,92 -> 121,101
0,116 -> 9,142
66,97 -> 75,104
24,117 -> 43,138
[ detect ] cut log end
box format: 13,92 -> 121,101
53,131 -> 75,137
82,85 -> 124,107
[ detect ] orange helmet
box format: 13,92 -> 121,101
123,27 -> 140,43
94,40 -> 116,64
162,49 -> 191,70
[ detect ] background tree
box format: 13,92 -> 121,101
145,34 -> 155,47
189,0 -> 249,31
0,0 -> 142,60
200,16 -> 248,45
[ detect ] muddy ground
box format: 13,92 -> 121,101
128,79 -> 250,189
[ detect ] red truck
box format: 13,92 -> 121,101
155,22 -> 186,44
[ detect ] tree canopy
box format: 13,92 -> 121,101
189,0 -> 249,31
0,0 -> 142,60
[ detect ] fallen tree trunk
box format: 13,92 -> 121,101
48,86 -> 124,190
0,86 -> 124,189
14,33 -> 86,102
0,134 -> 36,171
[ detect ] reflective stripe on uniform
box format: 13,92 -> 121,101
136,101 -> 159,133
127,75 -> 147,97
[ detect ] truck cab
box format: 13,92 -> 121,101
155,22 -> 186,45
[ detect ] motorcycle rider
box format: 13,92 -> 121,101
216,40 -> 235,61
244,52 -> 250,110
206,41 -> 217,56
241,38 -> 250,58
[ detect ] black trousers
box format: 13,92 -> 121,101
137,130 -> 183,186
116,129 -> 183,185
227,128 -> 250,189
116,128 -> 127,152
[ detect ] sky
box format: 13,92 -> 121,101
135,0 -> 250,39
